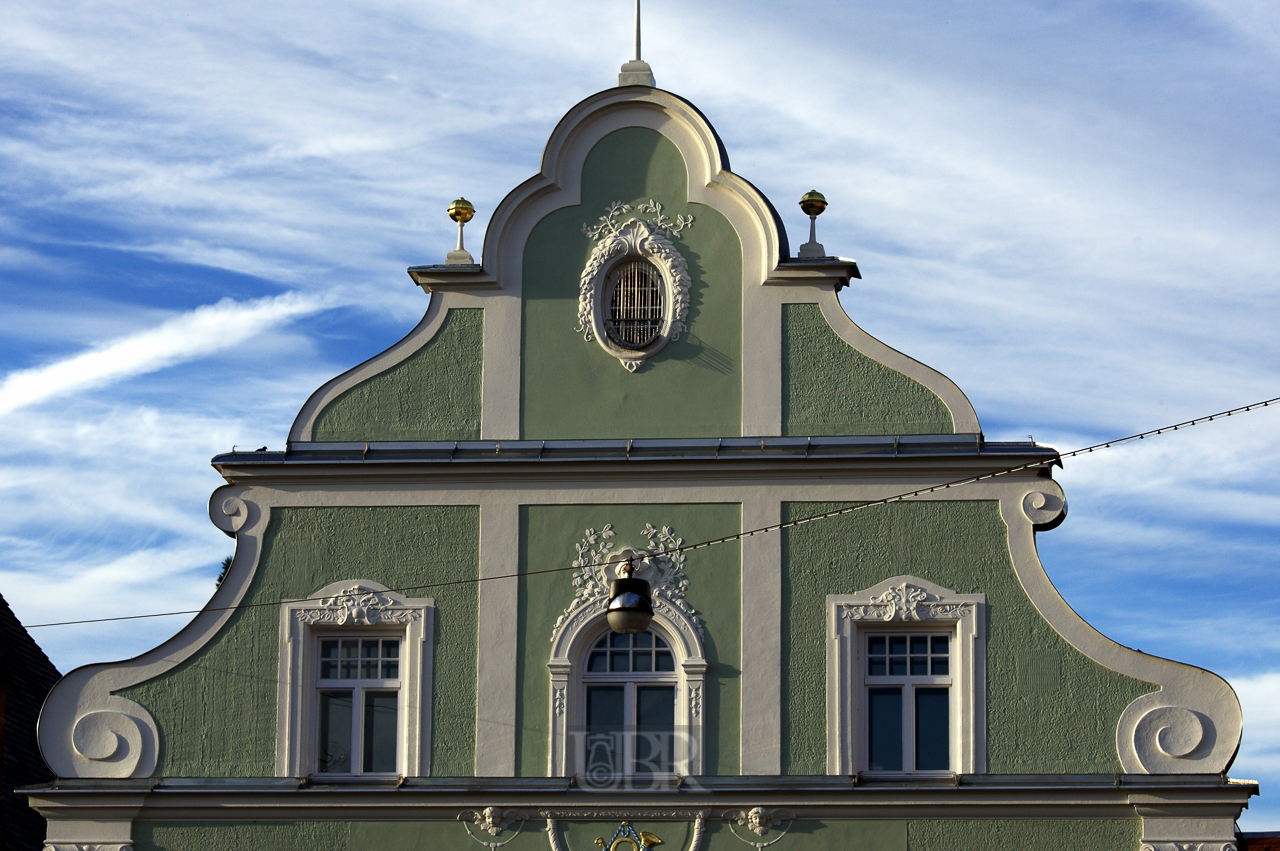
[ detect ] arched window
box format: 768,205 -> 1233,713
548,607 -> 706,782
580,630 -> 678,784
604,259 -> 664,349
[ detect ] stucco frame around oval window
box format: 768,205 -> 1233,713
576,203 -> 693,372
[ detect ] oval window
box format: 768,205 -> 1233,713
604,260 -> 664,349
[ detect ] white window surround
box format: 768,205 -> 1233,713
276,580 -> 434,778
549,600 -> 706,778
576,201 -> 693,373
827,576 -> 986,776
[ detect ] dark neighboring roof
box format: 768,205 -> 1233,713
0,593 -> 60,851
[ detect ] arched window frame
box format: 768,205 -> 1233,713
548,596 -> 706,778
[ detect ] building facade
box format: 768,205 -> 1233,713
29,69 -> 1255,851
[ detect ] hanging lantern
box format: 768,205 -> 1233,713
606,558 -> 654,634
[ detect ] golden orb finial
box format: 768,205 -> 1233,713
448,197 -> 476,224
799,190 -> 827,217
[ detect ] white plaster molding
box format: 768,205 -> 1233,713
553,524 -> 700,638
739,496 -> 781,775
43,845 -> 132,851
290,297 -> 450,442
276,580 -> 434,778
1139,816 -> 1240,851
577,206 -> 692,372
998,483 -> 1243,775
475,502 -> 520,777
545,820 -> 570,851
459,807 -> 530,848
724,807 -> 795,848
827,577 -> 986,776
548,525 -> 706,778
816,296 -> 979,434
197,476 -> 1240,780
37,486 -> 271,779
288,87 -> 784,443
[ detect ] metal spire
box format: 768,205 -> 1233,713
619,0 -> 655,87
634,0 -> 642,61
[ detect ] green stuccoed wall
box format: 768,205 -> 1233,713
120,505 -> 480,777
310,307 -> 483,442
781,303 -> 954,435
780,500 -> 1155,775
133,819 -> 910,851
906,819 -> 1141,850
521,127 -> 743,438
515,503 -> 741,776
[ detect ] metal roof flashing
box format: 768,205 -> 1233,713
211,435 -> 1057,473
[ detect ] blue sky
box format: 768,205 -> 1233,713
1,0 -> 1277,828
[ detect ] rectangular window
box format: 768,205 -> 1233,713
865,632 -> 952,774
316,636 -> 401,776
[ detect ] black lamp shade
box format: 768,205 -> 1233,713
606,576 -> 654,633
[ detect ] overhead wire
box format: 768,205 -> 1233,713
15,394 -> 1279,632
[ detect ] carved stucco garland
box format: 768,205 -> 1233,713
294,584 -> 421,626
841,582 -> 973,622
576,201 -> 693,366
553,524 -> 700,638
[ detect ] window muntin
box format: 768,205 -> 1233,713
604,260 -> 664,349
864,631 -> 952,773
580,630 -> 678,782
315,635 -> 401,776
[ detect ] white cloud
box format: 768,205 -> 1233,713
1228,671 -> 1280,779
0,292 -> 333,416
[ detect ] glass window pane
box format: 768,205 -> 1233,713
655,635 -> 668,648
363,691 -> 399,773
611,633 -> 630,648
321,639 -> 339,658
382,640 -> 399,658
868,635 -> 886,655
889,657 -> 907,676
588,651 -> 608,672
655,650 -> 674,672
931,635 -> 948,655
635,685 -> 675,774
634,632 -> 652,648
361,659 -> 379,679
869,658 -> 886,676
340,639 -> 359,679
585,686 -> 625,784
915,687 -> 950,771
931,658 -> 949,676
317,690 -> 352,773
910,636 -> 928,655
381,659 -> 399,679
633,651 -> 652,672
868,687 -> 903,772
610,651 -> 631,672
910,657 -> 929,676
595,636 -> 608,650
888,636 -> 907,655
362,640 -> 379,658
